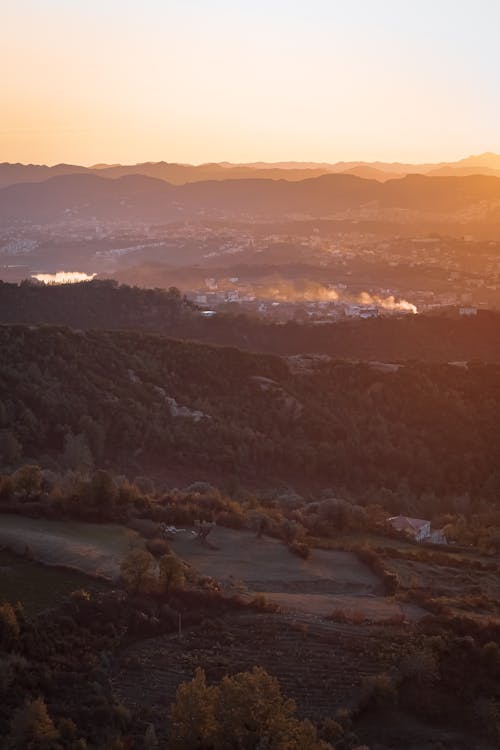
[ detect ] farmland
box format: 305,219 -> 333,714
111,611 -> 405,724
0,548 -> 108,615
169,525 -> 424,620
0,513 -> 136,579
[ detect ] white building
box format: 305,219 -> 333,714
459,307 -> 478,316
387,516 -> 431,542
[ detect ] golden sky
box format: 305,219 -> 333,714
2,0 -> 499,165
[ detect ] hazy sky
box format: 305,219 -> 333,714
2,0 -> 499,165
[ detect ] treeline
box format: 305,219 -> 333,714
0,280 -> 195,333
2,325 -> 500,516
2,280 -> 500,362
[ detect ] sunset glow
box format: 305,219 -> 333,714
2,0 -> 499,166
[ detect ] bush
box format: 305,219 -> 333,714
146,538 -> 171,557
353,545 -> 399,595
360,673 -> 398,710
0,601 -> 20,650
158,554 -> 185,597
288,541 -> 311,559
120,549 -> 156,595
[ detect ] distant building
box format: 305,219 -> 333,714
459,306 -> 478,316
387,515 -> 431,542
359,306 -> 379,319
345,304 -> 379,318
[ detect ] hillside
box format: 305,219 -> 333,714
2,171 -> 500,224
0,280 -> 194,331
2,280 -> 500,363
2,324 -> 500,511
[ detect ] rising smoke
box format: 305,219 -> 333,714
255,280 -> 417,313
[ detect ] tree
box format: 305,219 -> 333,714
88,469 -> 117,517
120,548 -> 155,594
12,465 -> 43,497
360,672 -> 398,710
280,519 -> 298,544
169,667 -> 331,750
9,697 -> 61,749
158,554 -> 185,597
62,432 -> 93,472
79,415 -> 105,461
0,601 -> 20,650
169,668 -> 217,750
214,667 -> 321,750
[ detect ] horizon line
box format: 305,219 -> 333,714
2,150 -> 499,170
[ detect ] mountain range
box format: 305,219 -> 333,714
2,171 -> 500,224
1,152 -> 500,189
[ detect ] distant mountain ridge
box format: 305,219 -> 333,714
1,171 -> 500,224
1,152 -> 500,188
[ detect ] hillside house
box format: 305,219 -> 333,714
387,515 -> 431,541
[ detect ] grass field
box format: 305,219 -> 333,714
0,515 -> 430,621
170,525 -> 423,620
0,548 -> 108,615
0,513 -> 137,580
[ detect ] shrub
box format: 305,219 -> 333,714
354,545 -> 399,595
399,648 -> 439,685
146,538 -> 171,557
158,554 -> 186,597
120,548 -> 156,595
329,608 -> 369,625
360,673 -> 398,710
9,697 -> 61,749
0,601 -> 20,650
288,541 -> 311,559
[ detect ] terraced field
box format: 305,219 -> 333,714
111,611 -> 406,722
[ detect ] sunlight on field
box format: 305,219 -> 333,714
0,514 -> 136,580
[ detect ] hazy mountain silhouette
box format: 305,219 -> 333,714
2,172 -> 500,224
0,162 -> 90,189
1,152 -> 500,189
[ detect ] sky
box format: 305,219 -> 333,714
2,0 -> 499,166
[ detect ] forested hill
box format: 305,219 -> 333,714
2,324 -> 500,513
2,280 -> 500,363
0,280 -> 195,331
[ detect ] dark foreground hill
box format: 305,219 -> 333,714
2,280 -> 500,364
2,324 -> 500,511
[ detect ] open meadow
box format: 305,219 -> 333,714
0,513 -> 136,579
